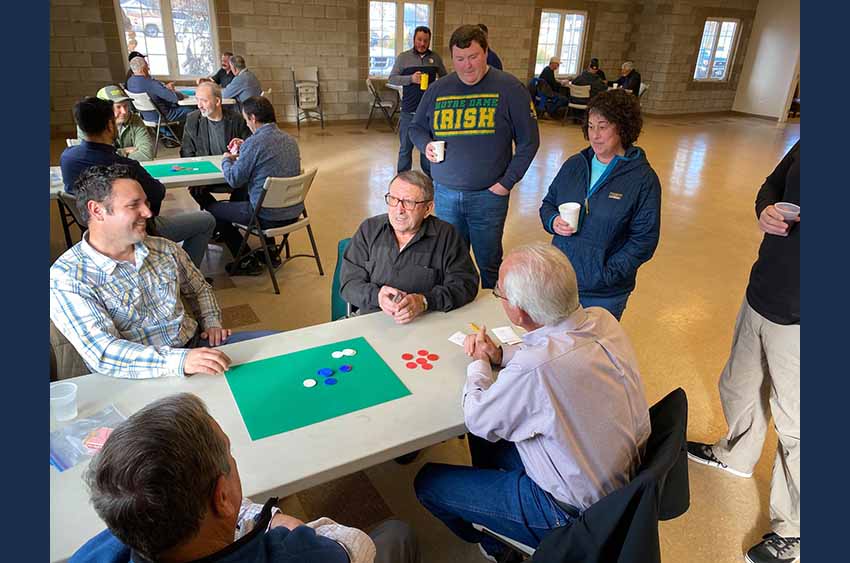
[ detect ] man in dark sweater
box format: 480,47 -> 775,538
687,141 -> 800,563
340,170 -> 479,322
388,25 -> 447,176
615,61 -> 642,95
198,51 -> 235,89
570,58 -> 607,99
409,25 -> 539,289
60,97 -> 215,268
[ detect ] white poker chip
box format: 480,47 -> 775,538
302,378 -> 317,388
331,351 -> 344,359
342,348 -> 357,357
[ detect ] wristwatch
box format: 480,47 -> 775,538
421,295 -> 428,312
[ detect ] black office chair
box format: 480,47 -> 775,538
475,388 -> 690,563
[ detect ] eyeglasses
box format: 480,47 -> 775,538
385,193 -> 431,211
492,284 -> 508,301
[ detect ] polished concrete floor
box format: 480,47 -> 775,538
50,113 -> 800,562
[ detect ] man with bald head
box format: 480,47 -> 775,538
182,82 -> 253,210
415,243 -> 650,560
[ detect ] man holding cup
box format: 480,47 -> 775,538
408,24 -> 540,290
687,141 -> 800,563
389,25 -> 447,176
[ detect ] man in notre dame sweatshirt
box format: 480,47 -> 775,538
408,24 -> 539,289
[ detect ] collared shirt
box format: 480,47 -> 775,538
49,235 -> 221,379
339,214 -> 479,314
221,123 -> 302,222
463,306 -> 651,509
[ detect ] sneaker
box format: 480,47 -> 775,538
745,533 -> 800,563
477,543 -> 523,563
161,137 -> 181,149
393,450 -> 421,465
686,441 -> 752,478
225,256 -> 264,276
251,247 -> 282,268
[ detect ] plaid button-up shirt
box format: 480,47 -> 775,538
50,235 -> 221,379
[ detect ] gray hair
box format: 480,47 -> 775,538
85,393 -> 231,560
128,56 -> 146,73
197,81 -> 222,101
501,243 -> 580,325
390,170 -> 434,201
622,61 -> 634,71
230,55 -> 246,71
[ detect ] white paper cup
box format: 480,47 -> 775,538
558,202 -> 582,231
50,381 -> 78,422
774,202 -> 800,225
431,141 -> 445,162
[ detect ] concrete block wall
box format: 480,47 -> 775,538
50,0 -> 125,137
49,0 -> 767,136
631,0 -> 759,115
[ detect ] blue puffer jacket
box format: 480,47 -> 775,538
539,145 -> 661,298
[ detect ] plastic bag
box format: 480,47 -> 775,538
49,404 -> 126,472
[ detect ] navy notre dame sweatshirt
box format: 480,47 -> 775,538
408,68 -> 539,191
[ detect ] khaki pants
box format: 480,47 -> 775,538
713,298 -> 800,537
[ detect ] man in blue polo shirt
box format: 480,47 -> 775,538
388,25 -> 447,176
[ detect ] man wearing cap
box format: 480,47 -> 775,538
388,25 -> 447,176
540,57 -> 567,95
77,85 -> 154,162
197,51 -> 235,89
570,58 -> 608,99
126,54 -> 193,125
222,55 -> 263,104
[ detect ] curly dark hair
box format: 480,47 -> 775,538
582,89 -> 643,149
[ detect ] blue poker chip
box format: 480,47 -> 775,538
317,368 -> 334,377
324,377 -> 338,385
339,365 -> 353,373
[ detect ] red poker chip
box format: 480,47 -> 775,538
421,363 -> 433,370
405,362 -> 418,369
416,357 -> 428,364
417,349 -> 429,356
401,353 -> 414,360
427,354 -> 439,361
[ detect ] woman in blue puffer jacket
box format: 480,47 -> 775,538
539,89 -> 661,320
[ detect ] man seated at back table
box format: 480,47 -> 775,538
182,82 -> 252,211
198,51 -> 236,89
222,55 -> 263,106
414,243 -> 650,561
60,96 -> 215,268
50,165 -> 276,379
340,170 -> 480,324
71,393 -> 421,563
77,85 -> 154,162
126,54 -> 193,129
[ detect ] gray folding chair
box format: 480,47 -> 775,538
292,67 -> 324,130
232,167 -> 324,294
124,89 -> 181,157
57,191 -> 86,249
366,78 -> 399,131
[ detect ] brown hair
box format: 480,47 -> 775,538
582,89 -> 643,149
450,25 -> 488,52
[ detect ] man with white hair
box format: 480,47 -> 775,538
126,55 -> 193,125
414,243 -> 650,561
615,61 -> 642,94
222,55 -> 263,104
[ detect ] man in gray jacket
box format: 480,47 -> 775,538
182,82 -> 253,211
222,55 -> 263,104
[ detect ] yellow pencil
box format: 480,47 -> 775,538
469,323 -> 481,333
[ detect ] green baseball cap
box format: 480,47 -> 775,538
96,85 -> 131,103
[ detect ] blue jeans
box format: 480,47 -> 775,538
194,330 -> 280,347
415,436 -> 575,556
153,211 -> 216,268
397,112 -> 430,176
580,293 -> 630,321
434,185 -> 509,289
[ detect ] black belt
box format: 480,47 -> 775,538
551,496 -> 581,519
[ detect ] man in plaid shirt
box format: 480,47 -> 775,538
50,164 -> 272,379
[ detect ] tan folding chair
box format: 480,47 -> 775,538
563,83 -> 591,125
232,167 -> 324,294
292,67 -> 324,130
124,89 -> 182,157
366,78 -> 399,131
